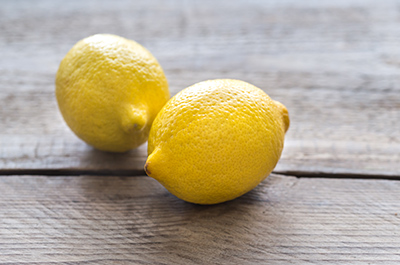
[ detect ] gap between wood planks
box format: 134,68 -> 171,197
0,168 -> 399,181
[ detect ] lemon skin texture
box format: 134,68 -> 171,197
145,79 -> 289,204
56,34 -> 170,152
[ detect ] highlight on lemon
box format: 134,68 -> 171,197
145,79 -> 289,205
55,34 -> 170,152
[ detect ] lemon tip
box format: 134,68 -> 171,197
144,161 -> 151,176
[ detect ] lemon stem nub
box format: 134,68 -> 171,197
273,100 -> 290,133
122,107 -> 149,133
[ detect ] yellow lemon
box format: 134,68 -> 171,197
145,79 -> 289,204
56,34 -> 170,152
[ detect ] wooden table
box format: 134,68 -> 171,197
1,0 -> 399,264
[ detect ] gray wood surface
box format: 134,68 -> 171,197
1,174 -> 399,265
1,0 -> 399,176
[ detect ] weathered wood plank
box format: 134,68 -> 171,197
0,174 -> 399,264
0,0 -> 399,176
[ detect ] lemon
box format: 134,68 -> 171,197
55,34 -> 170,152
145,79 -> 289,204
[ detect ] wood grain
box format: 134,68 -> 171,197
0,174 -> 399,264
1,0 -> 400,176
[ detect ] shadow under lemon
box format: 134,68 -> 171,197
76,142 -> 147,175
126,175 -> 290,263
